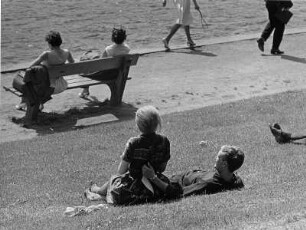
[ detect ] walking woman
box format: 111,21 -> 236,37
162,0 -> 200,51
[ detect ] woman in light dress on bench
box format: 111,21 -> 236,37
16,30 -> 75,110
78,27 -> 130,98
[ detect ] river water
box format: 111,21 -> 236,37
1,0 -> 306,69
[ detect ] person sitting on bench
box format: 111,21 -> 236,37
16,30 -> 75,111
78,27 -> 130,98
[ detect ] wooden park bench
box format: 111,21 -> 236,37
2,54 -> 140,122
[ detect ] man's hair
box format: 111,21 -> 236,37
111,28 -> 127,44
135,105 -> 161,134
220,145 -> 244,172
45,30 -> 62,47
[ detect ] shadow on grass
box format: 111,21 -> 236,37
11,99 -> 138,136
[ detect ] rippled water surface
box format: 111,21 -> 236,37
1,0 -> 306,69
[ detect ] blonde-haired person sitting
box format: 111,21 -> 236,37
84,105 -> 180,205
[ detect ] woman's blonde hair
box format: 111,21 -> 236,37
135,106 -> 161,134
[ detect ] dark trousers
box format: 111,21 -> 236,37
261,2 -> 285,50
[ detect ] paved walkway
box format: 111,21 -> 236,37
1,30 -> 306,143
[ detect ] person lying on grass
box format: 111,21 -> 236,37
85,105 -> 182,205
269,123 -> 306,144
86,144 -> 244,205
143,145 -> 244,197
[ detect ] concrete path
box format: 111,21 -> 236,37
1,30 -> 305,143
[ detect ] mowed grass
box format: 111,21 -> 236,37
1,90 -> 306,230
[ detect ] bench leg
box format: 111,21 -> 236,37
107,76 -> 128,106
107,64 -> 131,106
107,82 -> 122,106
25,101 -> 40,124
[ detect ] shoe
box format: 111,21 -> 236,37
269,123 -> 291,144
15,103 -> 27,111
89,182 -> 100,193
79,92 -> 89,99
187,40 -> 196,49
39,104 -> 44,111
271,49 -> 284,55
257,38 -> 264,52
84,188 -> 103,201
162,38 -> 170,51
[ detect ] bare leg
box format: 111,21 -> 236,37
184,25 -> 194,44
163,24 -> 181,50
84,181 -> 108,201
91,181 -> 109,196
165,23 -> 181,43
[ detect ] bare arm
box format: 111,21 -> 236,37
142,163 -> 169,192
30,51 -> 47,67
117,159 -> 129,175
192,0 -> 200,10
102,50 -> 108,58
67,51 -> 75,63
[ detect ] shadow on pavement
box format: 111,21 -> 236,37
173,49 -> 217,57
281,55 -> 306,64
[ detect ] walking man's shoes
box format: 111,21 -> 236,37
271,49 -> 284,55
257,38 -> 264,52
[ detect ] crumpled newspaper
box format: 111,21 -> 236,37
64,203 -> 108,217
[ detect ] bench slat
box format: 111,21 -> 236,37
48,54 -> 139,77
3,86 -> 23,97
67,80 -> 111,89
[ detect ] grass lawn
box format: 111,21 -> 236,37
1,90 -> 306,230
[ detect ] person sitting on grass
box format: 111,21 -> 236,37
16,30 -> 75,111
85,105 -> 181,205
78,27 -> 130,98
269,123 -> 306,144
142,145 -> 244,197
86,144 -> 244,206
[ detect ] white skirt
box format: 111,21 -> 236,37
173,0 -> 193,26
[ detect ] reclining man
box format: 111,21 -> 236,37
143,145 -> 244,197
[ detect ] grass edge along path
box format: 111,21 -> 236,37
1,89 -> 306,230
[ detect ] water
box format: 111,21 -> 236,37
1,0 -> 306,70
